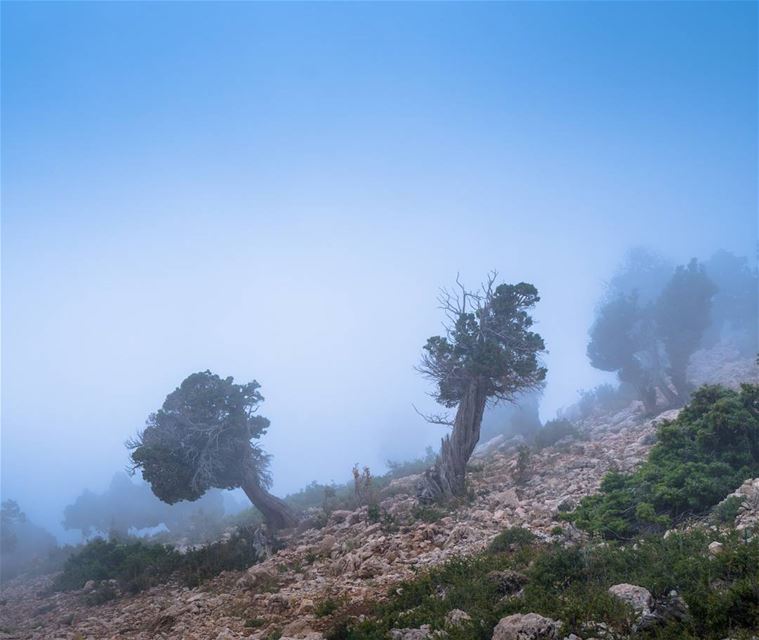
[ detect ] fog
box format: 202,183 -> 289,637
2,2 -> 756,543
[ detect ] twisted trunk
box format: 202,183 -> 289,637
241,467 -> 298,531
418,380 -> 488,502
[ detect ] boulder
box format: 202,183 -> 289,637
390,626 -> 432,640
708,541 -> 724,556
492,613 -> 560,640
487,570 -> 528,596
607,583 -> 653,619
445,609 -> 471,627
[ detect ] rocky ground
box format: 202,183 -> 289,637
1,347 -> 756,640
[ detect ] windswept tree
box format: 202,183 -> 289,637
588,252 -> 717,412
417,273 -> 546,501
704,250 -> 758,353
128,371 -> 297,530
587,292 -> 665,413
655,258 -> 717,400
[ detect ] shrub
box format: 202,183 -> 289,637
315,597 -> 341,618
52,538 -> 180,593
711,496 -> 744,525
533,419 -> 579,450
567,384 -> 759,539
341,528 -> 759,640
488,527 -> 536,553
53,526 -> 264,594
366,504 -> 381,524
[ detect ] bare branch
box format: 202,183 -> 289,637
412,403 -> 454,427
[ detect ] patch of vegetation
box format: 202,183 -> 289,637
532,418 -> 579,450
367,503 -> 381,524
566,384 -> 759,539
335,528 -> 759,640
711,496 -> 744,525
316,596 -> 342,618
53,526 -> 264,594
244,618 -> 266,629
52,537 -> 180,594
488,526 -> 536,553
412,505 -> 446,523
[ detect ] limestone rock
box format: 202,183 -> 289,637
607,583 -> 653,619
492,613 -> 560,640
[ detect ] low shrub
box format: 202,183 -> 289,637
567,384 -> 759,539
533,419 -> 579,450
53,526 -> 264,595
711,496 -> 744,525
488,527 -> 536,553
339,528 -> 759,640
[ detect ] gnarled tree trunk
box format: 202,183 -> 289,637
418,380 -> 488,502
241,467 -> 299,531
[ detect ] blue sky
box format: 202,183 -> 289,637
2,1 -> 757,540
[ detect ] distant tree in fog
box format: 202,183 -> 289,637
1,500 -> 57,582
588,251 -> 717,412
479,391 -> 542,442
587,292 -> 663,413
63,473 -> 224,539
703,249 -> 758,353
607,247 -> 673,305
1,500 -> 25,554
655,259 -> 717,400
416,273 -> 546,501
128,371 -> 297,530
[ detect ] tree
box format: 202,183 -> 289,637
588,252 -> 717,413
128,371 -> 297,530
63,473 -> 225,540
703,250 -> 758,354
587,292 -> 665,413
655,259 -> 717,401
1,500 -> 25,554
416,273 -> 546,501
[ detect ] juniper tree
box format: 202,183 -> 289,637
128,371 -> 297,530
417,273 -> 546,501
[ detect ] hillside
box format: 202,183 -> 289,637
1,348 -> 757,640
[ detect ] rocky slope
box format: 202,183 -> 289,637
1,348 -> 755,640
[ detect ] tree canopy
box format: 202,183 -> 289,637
128,371 -> 296,530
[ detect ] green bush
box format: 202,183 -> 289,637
488,527 -> 536,553
52,538 -> 180,593
533,419 -> 579,450
53,526 -> 264,595
338,529 -> 759,640
567,384 -> 759,539
711,496 -> 744,525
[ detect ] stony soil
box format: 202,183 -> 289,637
1,347 -> 755,640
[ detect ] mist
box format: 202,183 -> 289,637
2,1 -> 756,546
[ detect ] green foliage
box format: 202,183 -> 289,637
533,419 -> 579,450
411,505 -> 446,523
567,384 -> 759,538
340,528 -> 759,640
53,527 -> 263,595
420,280 -> 546,408
366,504 -> 381,524
52,538 -> 181,593
711,496 -> 744,525
488,527 -> 536,553
315,597 -> 341,618
128,370 -> 272,504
